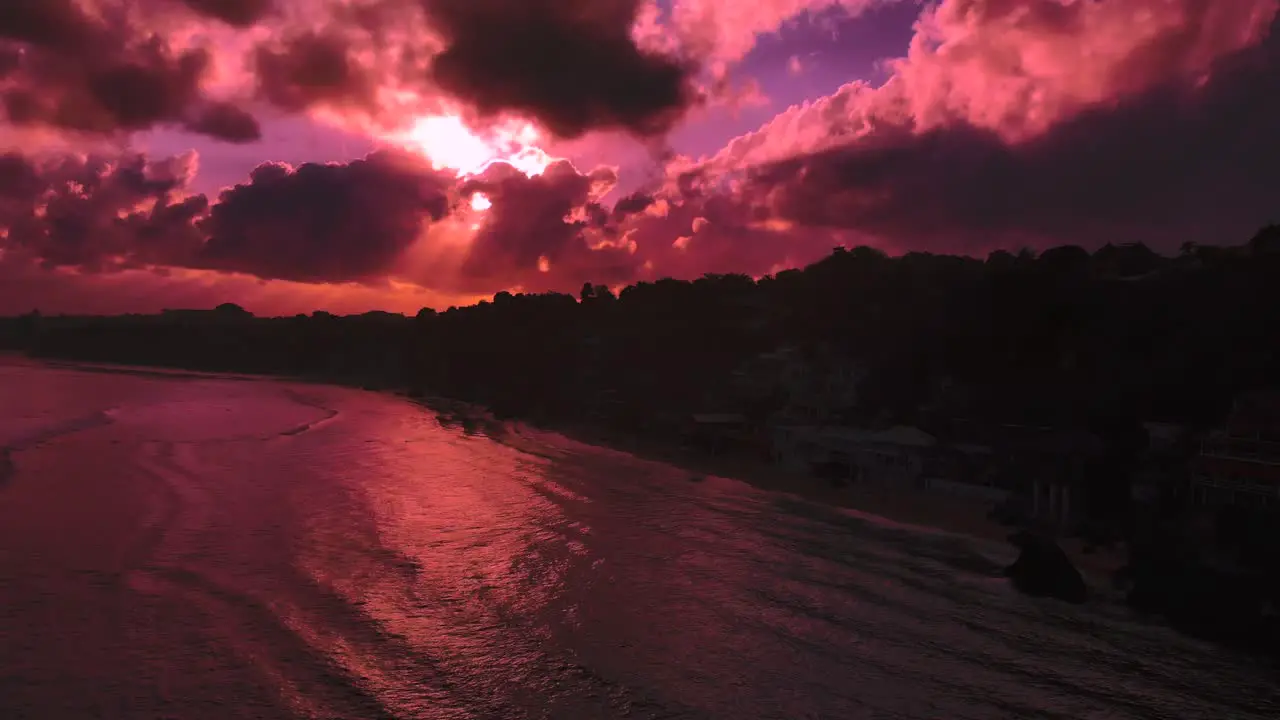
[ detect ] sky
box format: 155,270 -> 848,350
0,0 -> 1276,316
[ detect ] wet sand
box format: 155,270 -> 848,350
2,354 -> 1125,585
420,398 -> 1129,587
572,426 -> 1124,582
7,364 -> 1272,720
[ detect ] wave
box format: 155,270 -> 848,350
104,392 -> 340,444
0,409 -> 116,453
277,409 -> 340,437
276,390 -> 341,437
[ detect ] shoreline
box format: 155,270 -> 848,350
5,354 -> 1127,589
569,424 -> 1127,587
420,397 -> 1129,590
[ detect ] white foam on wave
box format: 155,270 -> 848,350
105,394 -> 336,443
0,410 -> 115,450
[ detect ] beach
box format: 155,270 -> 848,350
419,397 -> 1129,587
2,353 -> 1126,583
3,358 -> 1273,720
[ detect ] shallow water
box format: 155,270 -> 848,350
0,361 -> 1275,719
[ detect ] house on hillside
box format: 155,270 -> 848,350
941,421 -> 1103,529
682,413 -> 756,456
1183,391 -> 1280,575
768,416 -> 1104,528
922,441 -> 1012,504
770,424 -> 939,485
1191,390 -> 1280,511
1132,421 -> 1193,505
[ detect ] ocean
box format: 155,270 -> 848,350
0,359 -> 1274,719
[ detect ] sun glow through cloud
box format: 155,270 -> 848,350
470,193 -> 492,211
397,115 -> 555,178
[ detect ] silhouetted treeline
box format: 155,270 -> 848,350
5,229 -> 1279,430
4,227 -> 1280,654
5,229 -> 1280,539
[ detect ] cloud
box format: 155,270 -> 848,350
0,150 -> 206,271
0,149 -> 455,284
611,181 -> 837,279
434,156 -> 832,293
1,0 -> 880,147
697,0 -> 1280,254
254,31 -> 379,113
185,102 -> 264,143
179,0 -> 275,27
0,0 -> 262,143
4,0 -> 1278,314
173,0 -> 712,141
612,190 -> 657,219
0,139 -> 833,307
199,150 -> 455,283
447,160 -> 632,290
706,0 -> 1275,170
421,0 -> 699,138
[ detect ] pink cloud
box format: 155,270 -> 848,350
711,0 -> 1280,254
2,0 -> 1278,314
701,0 -> 1276,174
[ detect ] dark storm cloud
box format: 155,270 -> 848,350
185,101 -> 264,143
0,1 -> 262,142
0,1 -> 97,50
0,151 -> 206,271
199,150 -> 455,283
4,0 -> 703,143
0,150 -> 464,284
178,0 -> 275,27
0,142 -> 837,300
0,152 -> 44,203
254,31 -> 378,112
421,0 -> 699,138
0,147 -> 648,291
611,190 -> 656,220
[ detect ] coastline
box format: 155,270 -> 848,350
573,425 -> 1126,587
3,355 -> 1126,589
420,396 -> 1129,590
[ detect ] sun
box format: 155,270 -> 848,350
396,114 -> 555,179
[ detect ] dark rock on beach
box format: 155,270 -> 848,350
1005,530 -> 1088,604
